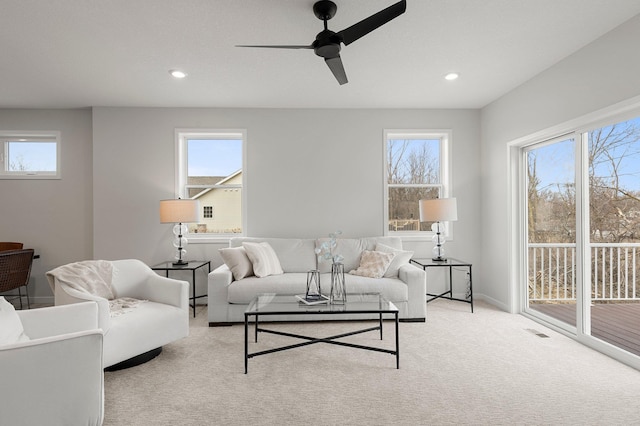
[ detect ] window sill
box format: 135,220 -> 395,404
187,235 -> 242,245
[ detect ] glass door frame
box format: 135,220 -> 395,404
516,134 -> 584,336
508,98 -> 640,371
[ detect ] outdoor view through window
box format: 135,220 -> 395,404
526,116 -> 640,357
1,136 -> 58,178
386,133 -> 446,233
181,133 -> 243,235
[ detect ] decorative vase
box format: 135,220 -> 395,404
330,262 -> 346,304
306,270 -> 322,299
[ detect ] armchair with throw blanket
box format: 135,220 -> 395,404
47,259 -> 189,369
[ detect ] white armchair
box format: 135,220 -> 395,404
0,302 -> 104,426
51,259 -> 189,369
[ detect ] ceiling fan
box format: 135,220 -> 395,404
237,0 -> 407,85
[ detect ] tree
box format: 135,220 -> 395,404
589,122 -> 640,243
387,140 -> 439,231
9,154 -> 29,171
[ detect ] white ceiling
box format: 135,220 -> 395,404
2,0 -> 640,109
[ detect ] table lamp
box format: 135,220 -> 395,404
419,197 -> 458,261
160,198 -> 200,266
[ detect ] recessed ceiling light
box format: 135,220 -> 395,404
169,69 -> 187,79
444,72 -> 459,81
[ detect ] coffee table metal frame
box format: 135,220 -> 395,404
244,293 -> 399,373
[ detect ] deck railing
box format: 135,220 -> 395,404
388,219 -> 420,232
528,243 -> 640,302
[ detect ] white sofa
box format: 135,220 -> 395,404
51,259 -> 189,369
0,300 -> 104,426
208,236 -> 426,325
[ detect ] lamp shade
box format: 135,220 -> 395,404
159,199 -> 200,223
419,198 -> 458,222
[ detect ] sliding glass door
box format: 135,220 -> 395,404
521,115 -> 640,359
525,137 -> 577,328
587,117 -> 640,356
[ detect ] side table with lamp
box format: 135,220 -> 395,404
156,198 -> 210,317
416,197 -> 473,312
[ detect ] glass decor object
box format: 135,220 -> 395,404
159,198 -> 200,266
330,263 -> 346,304
306,270 -> 322,299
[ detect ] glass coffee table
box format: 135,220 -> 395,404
244,293 -> 399,373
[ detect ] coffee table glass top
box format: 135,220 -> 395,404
246,293 -> 398,315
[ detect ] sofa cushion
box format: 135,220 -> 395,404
243,242 -> 284,278
227,273 -> 310,304
230,237 -> 317,273
375,243 -> 414,278
349,250 -> 395,279
0,297 -> 30,346
343,274 -> 408,302
316,237 -> 403,273
219,246 -> 254,280
226,273 -> 408,305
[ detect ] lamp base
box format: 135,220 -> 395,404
172,260 -> 189,266
432,256 -> 447,262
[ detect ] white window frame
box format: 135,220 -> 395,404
175,129 -> 247,241
0,131 -> 61,179
383,129 -> 452,239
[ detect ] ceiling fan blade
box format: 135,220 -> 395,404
338,0 -> 406,46
325,56 -> 348,85
236,45 -> 313,49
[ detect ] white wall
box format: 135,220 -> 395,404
0,108 -> 93,302
92,107 -> 481,297
480,14 -> 640,311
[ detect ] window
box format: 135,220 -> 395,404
203,206 -> 213,218
384,130 -> 451,236
176,130 -> 245,238
0,132 -> 60,179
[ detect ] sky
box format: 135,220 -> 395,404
530,117 -> 640,192
187,139 -> 242,177
7,142 -> 56,171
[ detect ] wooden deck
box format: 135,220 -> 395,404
531,302 -> 640,357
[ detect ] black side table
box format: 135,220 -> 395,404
151,260 -> 211,317
410,257 -> 473,313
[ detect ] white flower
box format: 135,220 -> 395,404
317,231 -> 343,264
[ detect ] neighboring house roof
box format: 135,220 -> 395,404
192,169 -> 242,200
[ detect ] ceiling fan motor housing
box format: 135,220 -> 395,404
313,30 -> 342,58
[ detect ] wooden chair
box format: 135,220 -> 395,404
0,242 -> 23,252
0,249 -> 34,309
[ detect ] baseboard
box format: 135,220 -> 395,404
399,318 -> 425,323
473,293 -> 510,312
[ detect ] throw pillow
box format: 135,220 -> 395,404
0,297 -> 30,346
242,242 -> 284,278
219,246 -> 254,280
349,250 -> 395,279
375,243 -> 414,277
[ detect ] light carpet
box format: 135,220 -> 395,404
103,300 -> 640,425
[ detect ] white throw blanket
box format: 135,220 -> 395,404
46,260 -> 146,316
46,260 -> 115,299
